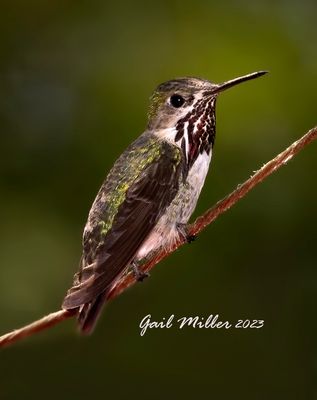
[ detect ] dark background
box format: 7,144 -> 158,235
0,1 -> 316,399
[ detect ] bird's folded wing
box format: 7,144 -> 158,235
63,143 -> 183,309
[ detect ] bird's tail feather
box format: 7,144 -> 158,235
77,289 -> 109,334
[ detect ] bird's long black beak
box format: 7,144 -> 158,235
213,71 -> 268,94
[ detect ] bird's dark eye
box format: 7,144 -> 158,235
170,94 -> 185,108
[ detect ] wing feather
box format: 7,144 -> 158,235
63,140 -> 183,309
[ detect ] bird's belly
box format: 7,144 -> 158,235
168,151 -> 212,223
136,151 -> 212,260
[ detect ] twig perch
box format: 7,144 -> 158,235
1,126 -> 316,348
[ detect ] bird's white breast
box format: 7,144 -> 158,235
177,150 -> 212,223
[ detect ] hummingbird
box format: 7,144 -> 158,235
62,71 -> 267,333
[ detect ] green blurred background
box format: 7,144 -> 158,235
0,1 -> 316,398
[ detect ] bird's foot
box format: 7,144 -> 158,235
131,262 -> 150,282
176,223 -> 197,244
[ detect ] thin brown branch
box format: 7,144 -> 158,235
0,309 -> 75,348
1,126 -> 316,348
